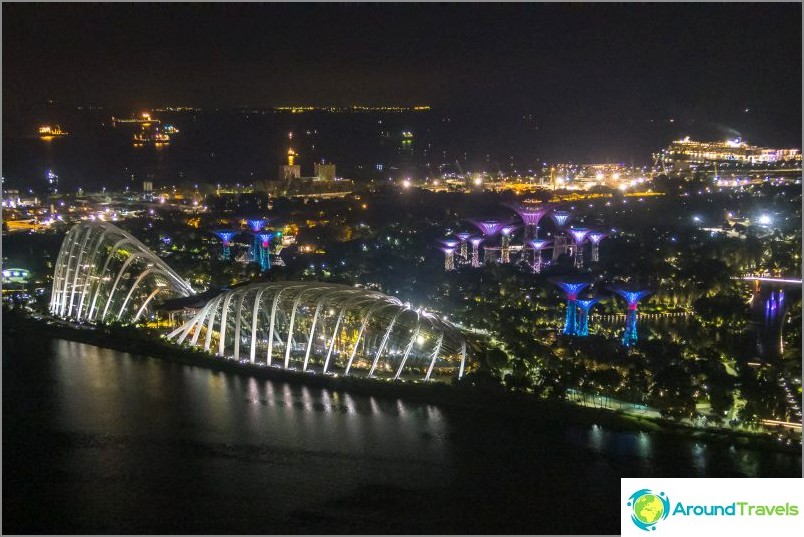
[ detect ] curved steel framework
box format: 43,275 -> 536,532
167,282 -> 470,381
50,222 -> 194,323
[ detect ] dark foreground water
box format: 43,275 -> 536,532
3,338 -> 801,534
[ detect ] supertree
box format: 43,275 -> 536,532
471,220 -> 507,264
509,203 -> 550,243
455,232 -> 472,259
575,297 -> 601,336
551,280 -> 590,336
256,232 -> 273,271
469,237 -> 483,267
610,288 -> 652,347
247,219 -> 267,263
568,228 -> 591,269
588,231 -> 607,262
528,239 -> 551,273
440,246 -> 457,270
213,230 -> 237,260
500,225 -> 517,263
550,210 -> 572,261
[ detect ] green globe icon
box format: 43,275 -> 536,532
633,494 -> 664,525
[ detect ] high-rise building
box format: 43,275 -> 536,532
314,162 -> 336,181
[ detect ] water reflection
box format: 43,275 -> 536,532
3,338 -> 801,534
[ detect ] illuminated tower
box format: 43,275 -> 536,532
610,288 -> 652,347
455,232 -> 472,259
257,232 -> 273,271
588,231 -> 607,262
550,210 -> 572,261
499,225 -> 516,263
568,228 -> 591,269
279,145 -> 301,181
528,239 -> 551,273
247,219 -> 267,263
510,204 -> 550,242
471,220 -> 506,263
469,237 -> 483,267
551,280 -> 590,336
575,298 -> 600,336
213,230 -> 237,260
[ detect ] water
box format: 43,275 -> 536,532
3,338 -> 800,534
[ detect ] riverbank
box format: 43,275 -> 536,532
3,310 -> 799,454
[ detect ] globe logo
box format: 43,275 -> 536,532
627,489 -> 670,531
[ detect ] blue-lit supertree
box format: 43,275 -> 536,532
568,228 -> 591,269
247,219 -> 267,263
610,288 -> 652,347
213,230 -> 238,260
256,232 -> 273,271
588,231 -> 607,263
551,280 -> 590,335
528,239 -> 551,273
575,297 -> 601,336
470,219 -> 508,264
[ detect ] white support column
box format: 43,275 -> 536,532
322,308 -> 346,374
204,296 -> 224,352
66,225 -> 95,318
368,308 -> 406,378
458,339 -> 467,379
218,291 -> 236,356
132,288 -> 160,324
394,313 -> 422,380
424,333 -> 444,381
232,289 -> 248,361
249,287 -> 269,363
344,301 -> 396,376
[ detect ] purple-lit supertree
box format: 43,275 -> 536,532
439,239 -> 459,271
469,237 -> 483,267
213,230 -> 237,260
610,288 -> 652,347
247,219 -> 267,263
500,225 -> 517,263
568,228 -> 591,269
550,210 -> 571,228
588,231 -> 607,263
256,232 -> 273,271
510,204 -> 550,243
471,220 -> 507,264
575,297 -> 601,336
455,232 -> 472,259
528,239 -> 551,273
551,280 -> 590,335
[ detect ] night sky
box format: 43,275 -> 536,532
3,3 -> 802,146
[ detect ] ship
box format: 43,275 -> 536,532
112,112 -> 161,126
133,125 -> 170,146
39,125 -> 69,139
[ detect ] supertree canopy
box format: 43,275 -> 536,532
551,280 -> 590,335
472,219 -> 507,237
247,219 -> 267,233
610,288 -> 652,347
213,230 -> 238,260
550,210 -> 571,228
575,297 -> 600,336
510,203 -> 550,242
528,239 -> 551,273
568,228 -> 591,268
